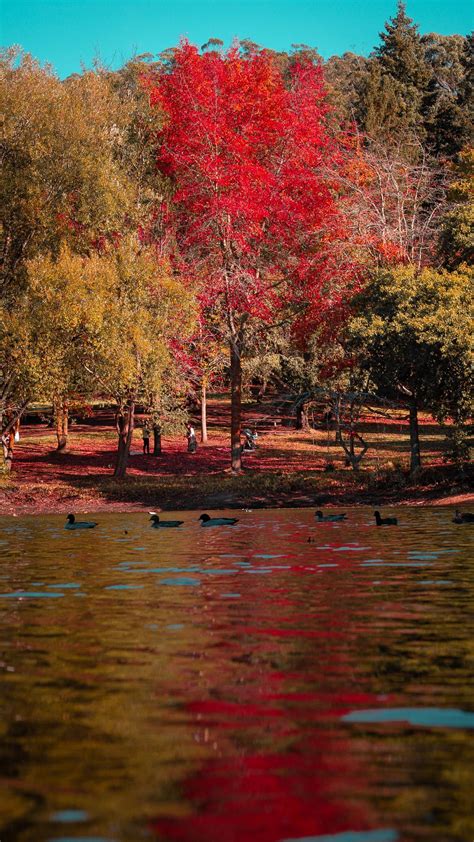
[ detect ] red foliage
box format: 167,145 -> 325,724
145,43 -> 348,324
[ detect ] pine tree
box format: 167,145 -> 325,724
422,34 -> 470,157
361,2 -> 430,142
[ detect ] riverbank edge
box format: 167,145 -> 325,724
1,483 -> 472,516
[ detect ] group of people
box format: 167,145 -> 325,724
140,420 -> 197,455
140,421 -> 161,456
140,421 -> 258,455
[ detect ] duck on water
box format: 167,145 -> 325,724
150,514 -> 184,528
452,509 -> 474,524
65,514 -> 98,530
315,511 -> 347,522
199,514 -> 239,527
374,510 -> 398,526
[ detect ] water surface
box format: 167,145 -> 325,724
0,508 -> 473,842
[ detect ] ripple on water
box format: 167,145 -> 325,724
51,809 -> 89,822
159,577 -> 201,586
47,583 -> 81,589
104,584 -> 145,591
0,508 -> 472,842
342,707 -> 474,729
0,591 -> 65,598
282,829 -> 399,842
47,837 -> 115,842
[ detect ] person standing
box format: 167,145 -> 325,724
142,421 -> 151,455
186,422 -> 197,453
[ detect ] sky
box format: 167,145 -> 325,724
1,0 -> 473,78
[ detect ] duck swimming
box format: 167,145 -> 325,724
199,514 -> 239,526
315,510 -> 347,522
452,509 -> 474,524
65,514 -> 98,530
374,510 -> 398,526
150,514 -> 184,528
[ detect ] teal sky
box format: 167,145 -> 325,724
1,0 -> 473,78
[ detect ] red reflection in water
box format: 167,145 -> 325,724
150,687 -> 379,842
150,746 -> 372,842
150,534 -> 398,842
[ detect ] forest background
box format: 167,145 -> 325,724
1,2 -> 473,511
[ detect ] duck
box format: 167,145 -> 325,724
150,514 -> 184,528
65,514 -> 98,530
374,510 -> 398,526
315,510 -> 347,522
199,514 -> 239,527
452,509 -> 474,524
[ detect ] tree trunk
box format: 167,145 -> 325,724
201,379 -> 208,443
114,400 -> 135,479
55,398 -> 69,452
230,337 -> 242,473
153,424 -> 162,456
409,399 -> 421,474
1,402 -> 29,473
1,432 -> 13,472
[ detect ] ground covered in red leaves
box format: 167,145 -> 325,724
1,400 -> 472,515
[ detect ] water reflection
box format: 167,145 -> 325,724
0,508 -> 473,842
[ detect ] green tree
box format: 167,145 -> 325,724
27,239 -> 196,478
349,265 -> 473,472
361,2 -> 430,143
324,52 -> 370,127
439,148 -> 474,269
422,34 -> 470,157
0,296 -> 49,470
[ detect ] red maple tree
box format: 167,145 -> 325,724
147,43 -> 344,470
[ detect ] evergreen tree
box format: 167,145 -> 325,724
457,33 -> 474,148
361,2 -> 430,142
422,34 -> 470,157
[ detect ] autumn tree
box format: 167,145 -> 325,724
338,136 -> 447,270
0,49 -> 134,295
0,49 -> 139,450
25,246 -> 118,454
0,296 -> 50,470
147,43 -> 343,471
89,240 -> 195,478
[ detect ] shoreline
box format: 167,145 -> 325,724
1,416 -> 472,517
1,486 -> 472,517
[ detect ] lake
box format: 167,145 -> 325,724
0,508 -> 473,842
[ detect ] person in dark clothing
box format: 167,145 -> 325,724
142,422 -> 151,455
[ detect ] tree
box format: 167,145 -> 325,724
422,34 -> 470,157
147,43 -> 343,471
27,240 -> 195,478
361,2 -> 430,143
0,296 -> 48,470
338,136 -> 447,270
348,265 -> 473,473
439,148 -> 474,269
25,246 -> 117,453
0,49 -> 134,297
324,52 -> 369,127
91,240 -> 195,478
